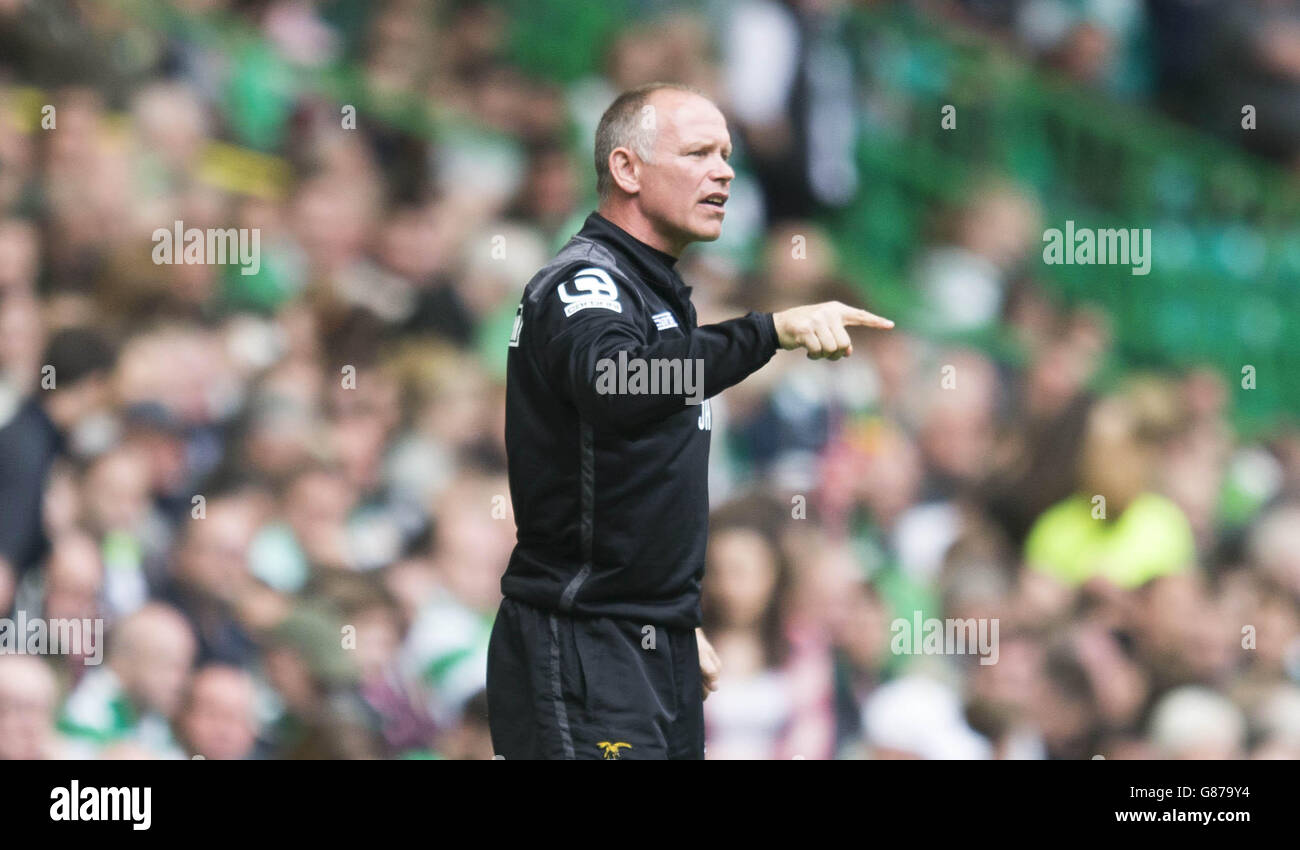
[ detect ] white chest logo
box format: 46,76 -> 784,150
558,268 -> 622,316
652,311 -> 679,331
697,399 -> 712,431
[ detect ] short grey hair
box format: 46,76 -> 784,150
594,82 -> 707,200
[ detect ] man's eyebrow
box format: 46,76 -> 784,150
683,139 -> 731,152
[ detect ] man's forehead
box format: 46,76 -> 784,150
649,90 -> 729,145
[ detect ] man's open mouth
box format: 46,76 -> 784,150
699,193 -> 728,209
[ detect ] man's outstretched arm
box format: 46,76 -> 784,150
542,274 -> 894,432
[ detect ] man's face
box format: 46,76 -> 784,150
0,659 -> 57,760
117,622 -> 196,719
182,670 -> 258,760
632,91 -> 734,250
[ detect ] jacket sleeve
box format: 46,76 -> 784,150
534,266 -> 780,432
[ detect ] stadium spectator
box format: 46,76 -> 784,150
58,602 -> 197,758
0,654 -> 91,759
178,664 -> 261,760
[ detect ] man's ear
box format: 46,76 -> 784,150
609,147 -> 640,196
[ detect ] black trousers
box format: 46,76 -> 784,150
486,596 -> 705,760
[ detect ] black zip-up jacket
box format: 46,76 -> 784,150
501,211 -> 780,628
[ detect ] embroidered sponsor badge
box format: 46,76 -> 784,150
558,267 -> 622,316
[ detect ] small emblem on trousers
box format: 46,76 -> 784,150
598,741 -> 632,760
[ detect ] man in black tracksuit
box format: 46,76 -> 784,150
487,83 -> 893,759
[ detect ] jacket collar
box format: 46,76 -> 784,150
578,211 -> 693,305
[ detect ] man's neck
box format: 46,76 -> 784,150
596,202 -> 685,258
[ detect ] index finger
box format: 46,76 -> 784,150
842,307 -> 895,329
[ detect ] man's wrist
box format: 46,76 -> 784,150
762,311 -> 780,353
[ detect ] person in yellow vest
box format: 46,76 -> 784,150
1025,392 -> 1196,589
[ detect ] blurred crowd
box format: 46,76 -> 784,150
0,0 -> 1298,761
952,0 -> 1300,166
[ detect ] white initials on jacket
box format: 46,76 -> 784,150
697,399 -> 712,431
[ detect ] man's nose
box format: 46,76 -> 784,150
711,157 -> 734,183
